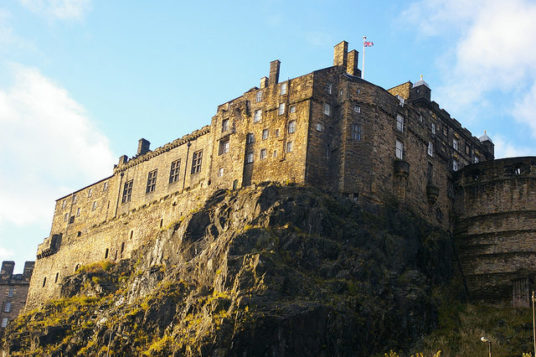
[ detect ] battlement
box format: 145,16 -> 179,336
0,261 -> 34,284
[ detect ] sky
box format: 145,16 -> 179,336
1,0 -> 535,272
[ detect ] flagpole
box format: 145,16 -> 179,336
362,36 -> 366,79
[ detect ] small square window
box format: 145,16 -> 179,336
395,140 -> 404,160
256,91 -> 262,103
286,141 -> 293,152
323,103 -> 331,116
254,109 -> 262,123
316,123 -> 324,132
356,89 -> 361,95
396,114 -> 404,132
281,82 -> 287,95
290,105 -> 296,113
260,149 -> 267,159
288,120 -> 296,134
246,152 -> 254,164
262,129 -> 269,140
222,119 -> 229,132
354,105 -> 360,113
278,103 -> 285,115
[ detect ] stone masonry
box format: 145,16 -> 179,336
25,40 -> 533,309
0,261 -> 34,333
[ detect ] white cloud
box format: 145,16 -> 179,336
0,64 -> 115,227
405,0 -> 536,137
493,135 -> 534,159
19,0 -> 91,20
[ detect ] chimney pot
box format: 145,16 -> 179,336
137,138 -> 151,156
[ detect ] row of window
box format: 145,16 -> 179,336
395,139 -> 471,172
255,82 -> 289,104
121,151 -> 203,203
245,141 -> 294,164
60,182 -> 109,209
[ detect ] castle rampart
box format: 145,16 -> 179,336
0,261 -> 33,332
455,157 -> 536,305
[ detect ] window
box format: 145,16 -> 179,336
275,129 -> 280,137
169,159 -> 181,184
453,159 -> 459,171
262,129 -> 269,140
246,152 -> 254,164
218,138 -> 230,155
92,201 -> 97,211
146,170 -> 157,193
218,168 -> 224,177
273,150 -> 277,157
8,288 -> 13,297
1,318 -> 7,328
260,149 -> 267,159
396,114 -> 404,132
354,105 -> 361,113
419,114 -> 423,123
453,139 -> 459,151
278,103 -> 285,115
122,180 -> 133,203
42,277 -> 47,287
88,188 -> 93,198
73,194 -> 77,204
473,156 -> 480,164
281,82 -> 287,95
395,140 -> 404,159
64,213 -> 68,222
256,91 -> 262,103
356,88 -> 361,95
351,124 -> 362,141
254,109 -> 262,122
191,150 -> 203,174
327,83 -> 332,94
103,182 -> 108,191
316,123 -> 324,132
431,123 -> 436,134
222,119 -> 229,132
54,273 -> 59,283
288,120 -> 296,134
428,142 -> 434,157
105,248 -> 109,259
4,302 -> 10,313
323,103 -> 331,116
76,208 -> 80,217
246,133 -> 254,144
290,105 -> 296,113
286,141 -> 293,152
62,200 -> 66,209
465,145 -> 470,155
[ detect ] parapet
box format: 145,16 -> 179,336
0,261 -> 34,283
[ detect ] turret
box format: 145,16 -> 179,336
409,75 -> 431,101
479,131 -> 495,160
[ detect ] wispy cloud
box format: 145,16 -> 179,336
493,135 -> 534,159
0,64 -> 115,227
0,246 -> 14,261
404,0 -> 536,137
19,0 -> 92,20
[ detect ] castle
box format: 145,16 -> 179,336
0,261 -> 34,333
23,41 -> 536,310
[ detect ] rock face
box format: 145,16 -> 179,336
3,184 -> 455,356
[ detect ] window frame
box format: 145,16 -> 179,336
323,103 -> 331,116
221,119 -> 229,132
218,138 -> 230,155
395,140 -> 404,160
278,103 -> 285,115
254,109 -> 262,123
260,148 -> 267,160
396,114 -> 404,132
262,129 -> 269,140
169,159 -> 181,184
191,150 -> 203,174
288,120 -> 296,134
122,180 -> 133,204
146,169 -> 158,194
351,124 -> 362,141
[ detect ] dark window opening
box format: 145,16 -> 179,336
130,230 -> 133,239
69,216 -> 75,224
122,180 -> 133,203
105,248 -> 109,259
160,219 -> 163,228
55,273 -> 59,283
191,150 -> 203,174
232,180 -> 238,190
42,277 -> 46,287
169,159 -> 181,184
146,169 -> 157,193
77,231 -> 81,237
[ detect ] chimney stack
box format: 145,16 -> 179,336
269,60 -> 280,86
347,49 -> 361,77
260,76 -> 268,89
333,41 -> 348,67
137,138 -> 151,156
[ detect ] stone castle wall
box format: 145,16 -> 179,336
0,261 -> 33,332
26,40 -> 501,309
455,157 -> 536,304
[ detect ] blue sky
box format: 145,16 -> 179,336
1,0 -> 535,272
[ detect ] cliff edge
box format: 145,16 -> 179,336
3,183 -> 455,356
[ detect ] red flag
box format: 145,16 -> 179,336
364,41 -> 374,47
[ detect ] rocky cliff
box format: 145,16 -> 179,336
3,183 -> 455,356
